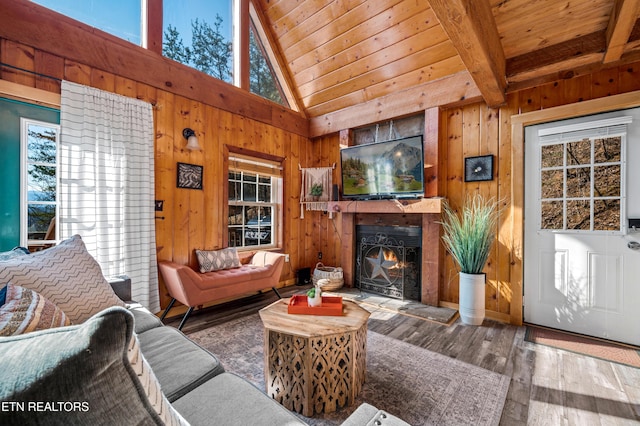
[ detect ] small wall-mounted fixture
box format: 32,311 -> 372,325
183,128 -> 201,150
629,218 -> 640,233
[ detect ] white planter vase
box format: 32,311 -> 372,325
459,272 -> 485,325
308,287 -> 322,307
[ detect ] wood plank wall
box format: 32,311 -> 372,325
0,37 -> 326,309
312,62 -> 640,323
2,7 -> 639,321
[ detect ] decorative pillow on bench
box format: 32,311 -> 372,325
195,247 -> 241,273
0,234 -> 125,323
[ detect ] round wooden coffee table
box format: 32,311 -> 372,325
258,298 -> 370,417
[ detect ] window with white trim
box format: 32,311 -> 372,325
228,154 -> 282,249
538,117 -> 629,233
21,118 -> 60,250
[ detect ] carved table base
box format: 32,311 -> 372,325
259,299 -> 369,416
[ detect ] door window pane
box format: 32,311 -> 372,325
541,170 -> 563,199
541,201 -> 563,230
593,165 -> 620,197
594,199 -> 620,231
567,138 -> 591,165
594,137 -> 621,163
541,144 -> 563,168
538,134 -> 623,233
567,200 -> 590,230
566,167 -> 590,198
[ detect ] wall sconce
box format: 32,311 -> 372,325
183,128 -> 201,150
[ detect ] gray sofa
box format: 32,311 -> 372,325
0,236 -> 408,425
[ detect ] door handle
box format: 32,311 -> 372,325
628,241 -> 640,250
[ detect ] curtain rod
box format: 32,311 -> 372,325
0,62 -> 62,82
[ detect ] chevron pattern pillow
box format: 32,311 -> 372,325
0,284 -> 70,336
196,247 -> 241,272
0,235 -> 125,323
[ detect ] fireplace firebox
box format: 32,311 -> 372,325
356,225 -> 421,300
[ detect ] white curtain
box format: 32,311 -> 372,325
59,80 -> 159,313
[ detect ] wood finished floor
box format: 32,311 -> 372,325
165,286 -> 640,425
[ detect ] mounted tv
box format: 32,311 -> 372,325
340,136 -> 424,200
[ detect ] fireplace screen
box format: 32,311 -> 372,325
356,226 -> 421,300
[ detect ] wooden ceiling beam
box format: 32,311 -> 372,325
427,0 -> 506,108
603,0 -> 640,63
507,32 -> 606,83
309,71 -> 481,138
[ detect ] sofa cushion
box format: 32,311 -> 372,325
0,306 -> 187,425
0,284 -> 70,335
137,325 -> 225,402
195,247 -> 240,272
128,302 -> 164,334
172,372 -> 307,426
0,234 -> 125,323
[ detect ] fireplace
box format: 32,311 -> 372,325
328,198 -> 442,306
356,225 -> 421,301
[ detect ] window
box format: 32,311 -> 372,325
249,22 -> 286,106
21,118 -> 60,250
32,0 -> 143,46
228,154 -> 282,249
163,0 -> 233,83
538,117 -> 628,233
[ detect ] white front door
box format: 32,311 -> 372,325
524,110 -> 640,346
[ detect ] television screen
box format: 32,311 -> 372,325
340,136 -> 424,199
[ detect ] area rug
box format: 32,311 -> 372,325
525,325 -> 640,368
187,313 -> 510,425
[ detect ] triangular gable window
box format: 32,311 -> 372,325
249,22 -> 286,107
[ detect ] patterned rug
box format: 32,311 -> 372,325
525,325 -> 640,368
187,313 -> 510,426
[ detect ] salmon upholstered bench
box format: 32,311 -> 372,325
158,250 -> 285,329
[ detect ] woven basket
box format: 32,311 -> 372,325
312,262 -> 344,291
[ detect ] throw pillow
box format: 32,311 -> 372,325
0,284 -> 70,336
0,306 -> 188,426
0,234 -> 125,323
0,246 -> 30,262
195,247 -> 241,273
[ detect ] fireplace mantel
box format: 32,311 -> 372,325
328,197 -> 442,214
330,197 -> 443,306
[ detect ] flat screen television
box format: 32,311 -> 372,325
340,136 -> 424,200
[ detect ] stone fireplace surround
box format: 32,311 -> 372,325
328,198 -> 442,306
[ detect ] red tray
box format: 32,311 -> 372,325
287,295 -> 344,316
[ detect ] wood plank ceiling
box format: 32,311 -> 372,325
254,0 -> 640,121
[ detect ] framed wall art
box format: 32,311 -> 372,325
177,162 -> 203,190
464,155 -> 494,182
